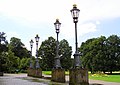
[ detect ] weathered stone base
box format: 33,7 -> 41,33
27,68 -> 42,78
69,68 -> 89,85
0,72 -> 3,76
51,68 -> 65,83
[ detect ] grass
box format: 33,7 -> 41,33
42,71 -> 52,75
89,73 -> 120,83
42,71 -> 120,83
42,71 -> 69,75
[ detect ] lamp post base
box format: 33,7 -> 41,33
28,68 -> 42,78
52,68 -> 65,83
69,68 -> 89,85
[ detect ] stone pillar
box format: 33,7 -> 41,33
69,68 -> 89,85
28,68 -> 34,76
35,68 -> 42,78
52,68 -> 65,83
28,68 -> 42,78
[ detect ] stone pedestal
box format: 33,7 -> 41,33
0,72 -> 3,76
28,68 -> 42,78
52,68 -> 65,83
69,68 -> 89,85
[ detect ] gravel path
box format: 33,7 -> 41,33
0,74 -> 120,85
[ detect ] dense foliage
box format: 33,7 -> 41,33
0,34 -> 72,72
80,35 -> 120,74
10,37 -> 30,59
0,32 -> 30,73
38,37 -> 72,70
1,32 -> 120,73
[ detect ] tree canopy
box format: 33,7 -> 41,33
10,37 -> 29,59
38,37 -> 72,70
0,33 -> 30,73
79,35 -> 120,73
1,32 -> 120,73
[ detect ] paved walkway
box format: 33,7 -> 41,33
0,74 -> 120,85
44,74 -> 120,85
89,79 -> 120,85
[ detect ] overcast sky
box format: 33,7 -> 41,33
0,0 -> 120,56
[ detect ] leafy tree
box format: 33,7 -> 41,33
105,35 -> 120,74
0,32 -> 8,53
0,32 -> 8,72
38,37 -> 73,70
5,45 -> 19,73
10,37 -> 29,59
0,52 -> 7,72
19,58 -> 30,72
80,36 -> 106,73
39,37 -> 56,70
79,35 -> 120,73
59,39 -> 72,70
80,38 -> 96,73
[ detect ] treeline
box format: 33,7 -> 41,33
0,32 -> 30,73
0,32 -> 120,73
0,32 -> 72,73
80,35 -> 120,74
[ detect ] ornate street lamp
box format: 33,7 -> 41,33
29,39 -> 34,68
69,5 -> 89,85
70,4 -> 81,68
35,34 -> 40,69
54,19 -> 62,69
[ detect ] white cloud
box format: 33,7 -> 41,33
78,0 -> 120,22
1,0 -> 120,23
0,0 -> 120,54
79,23 -> 97,36
61,22 -> 97,40
96,21 -> 100,25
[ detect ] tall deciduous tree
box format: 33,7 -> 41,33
105,35 -> 120,74
39,37 -> 56,70
80,38 -> 96,73
38,37 -> 72,70
0,32 -> 8,72
0,32 -> 8,53
6,45 -> 19,73
80,35 -> 120,73
10,37 -> 29,59
59,39 -> 72,70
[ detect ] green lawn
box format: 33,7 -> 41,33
42,71 -> 52,75
42,71 -> 69,75
42,71 -> 120,83
89,73 -> 120,83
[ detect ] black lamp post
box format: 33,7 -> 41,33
35,34 -> 40,69
70,4 -> 81,68
30,39 -> 34,68
54,19 -> 62,69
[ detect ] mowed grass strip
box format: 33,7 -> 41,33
89,73 -> 120,83
42,71 -> 52,75
42,71 -> 69,75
